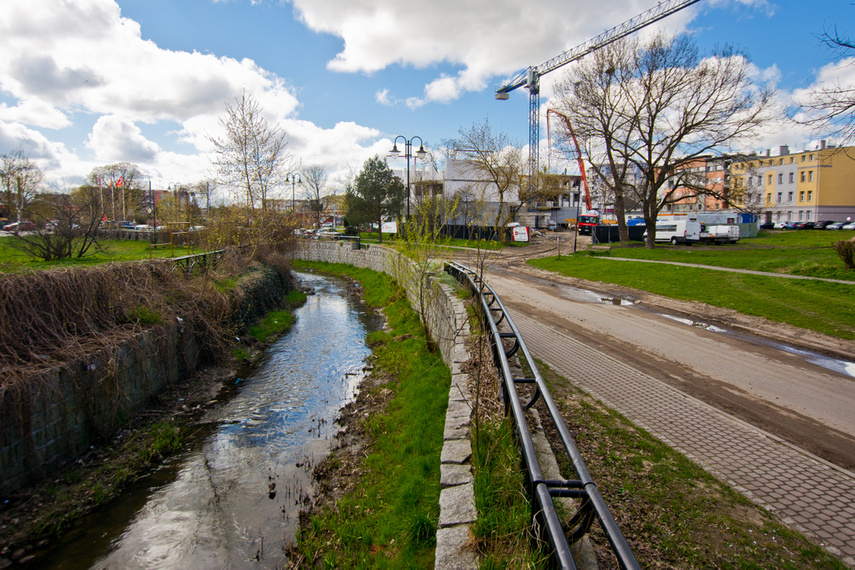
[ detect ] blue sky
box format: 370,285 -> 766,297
0,0 -> 852,200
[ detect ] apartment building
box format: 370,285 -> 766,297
730,143 -> 855,224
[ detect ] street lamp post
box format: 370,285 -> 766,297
389,136 -> 427,219
285,173 -> 301,212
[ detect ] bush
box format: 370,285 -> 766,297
832,238 -> 855,270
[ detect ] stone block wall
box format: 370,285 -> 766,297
1,266 -> 288,496
292,241 -> 478,568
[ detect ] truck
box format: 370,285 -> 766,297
578,211 -> 599,235
699,224 -> 740,245
642,218 -> 702,245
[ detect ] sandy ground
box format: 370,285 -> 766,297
450,234 -> 855,470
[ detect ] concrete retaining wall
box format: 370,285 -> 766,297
0,266 -> 290,496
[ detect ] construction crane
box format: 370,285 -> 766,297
495,0 -> 702,183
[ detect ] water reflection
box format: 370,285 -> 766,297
32,271 -> 380,569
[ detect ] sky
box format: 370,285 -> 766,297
0,0 -> 853,202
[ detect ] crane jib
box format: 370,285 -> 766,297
494,0 -> 702,97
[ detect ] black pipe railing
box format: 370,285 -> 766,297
445,261 -> 639,570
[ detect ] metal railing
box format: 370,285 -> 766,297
445,261 -> 639,570
165,249 -> 227,275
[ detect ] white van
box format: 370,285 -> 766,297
643,219 -> 702,245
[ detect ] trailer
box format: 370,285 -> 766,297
699,224 -> 740,245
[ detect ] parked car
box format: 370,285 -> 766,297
773,221 -> 789,229
2,220 -> 36,232
118,221 -> 135,230
793,221 -> 815,230
827,221 -> 848,230
814,220 -> 836,229
759,222 -> 775,230
841,222 -> 855,230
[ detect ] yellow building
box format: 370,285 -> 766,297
730,144 -> 855,224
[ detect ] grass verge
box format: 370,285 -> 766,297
529,255 -> 855,340
535,359 -> 845,569
602,229 -> 855,280
0,237 -> 204,273
289,260 -> 450,568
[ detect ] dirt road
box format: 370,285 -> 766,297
450,237 -> 855,470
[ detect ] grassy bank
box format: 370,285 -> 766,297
290,260 -> 450,567
530,253 -> 855,340
603,229 -> 855,280
535,360 -> 844,569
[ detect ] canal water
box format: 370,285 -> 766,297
29,271 -> 381,569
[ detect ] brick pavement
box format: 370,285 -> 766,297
513,313 -> 855,566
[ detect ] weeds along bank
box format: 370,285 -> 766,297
0,248 -> 295,495
293,241 -> 468,366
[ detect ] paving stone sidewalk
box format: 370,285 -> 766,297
513,313 -> 855,567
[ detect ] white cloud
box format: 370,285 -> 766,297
0,100 -> 71,129
0,0 -> 303,185
87,115 -> 161,162
293,0 -> 706,105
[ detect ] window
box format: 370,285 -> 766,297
788,191 -> 793,202
800,171 -> 806,182
808,190 -> 813,201
809,154 -> 814,161
799,191 -> 805,202
802,155 -> 806,162
766,193 -> 772,204
768,174 -> 773,185
806,211 -> 811,221
790,157 -> 795,164
778,173 -> 783,184
789,172 -> 794,183
798,210 -> 803,221
809,170 -> 814,182
777,192 -> 782,203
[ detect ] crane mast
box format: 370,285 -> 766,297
496,0 -> 702,184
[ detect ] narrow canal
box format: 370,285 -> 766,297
29,271 -> 381,569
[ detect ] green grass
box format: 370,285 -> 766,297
606,229 -> 855,280
248,290 -> 307,342
358,231 -> 509,250
0,236 -> 204,273
536,360 -> 845,569
472,418 -> 549,568
290,260 -> 450,568
531,253 -> 855,340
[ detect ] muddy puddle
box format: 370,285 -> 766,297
27,271 -> 380,569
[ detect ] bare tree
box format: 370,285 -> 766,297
85,163 -> 144,223
1,150 -> 43,230
8,188 -> 103,260
210,92 -> 290,216
553,41 -> 638,243
302,164 -> 328,229
446,119 -> 526,241
797,22 -> 855,144
555,34 -> 774,248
